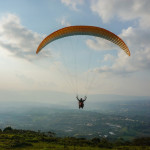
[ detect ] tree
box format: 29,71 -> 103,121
3,126 -> 13,132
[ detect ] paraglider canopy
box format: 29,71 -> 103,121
36,25 -> 130,56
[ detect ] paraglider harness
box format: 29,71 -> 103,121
76,96 -> 87,109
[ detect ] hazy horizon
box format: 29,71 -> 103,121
1,89 -> 150,107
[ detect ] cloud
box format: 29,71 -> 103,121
57,17 -> 71,27
86,37 -> 117,51
91,0 -> 150,28
61,0 -> 84,11
89,25 -> 150,76
91,52 -> 134,75
0,14 -> 51,61
120,26 -> 150,70
103,54 -> 115,62
87,0 -> 150,75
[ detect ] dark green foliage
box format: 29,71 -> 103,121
10,140 -> 32,148
92,137 -> 100,144
0,127 -> 150,150
3,126 -> 13,132
114,138 -> 127,146
132,137 -> 150,146
98,138 -> 113,148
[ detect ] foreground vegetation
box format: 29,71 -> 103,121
0,127 -> 150,150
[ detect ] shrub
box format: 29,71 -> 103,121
3,126 -> 13,132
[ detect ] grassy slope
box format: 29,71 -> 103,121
0,128 -> 150,150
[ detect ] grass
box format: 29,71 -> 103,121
0,142 -> 149,150
0,127 -> 150,150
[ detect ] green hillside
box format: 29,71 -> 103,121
0,127 -> 150,150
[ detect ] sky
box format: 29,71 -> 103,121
0,0 -> 150,103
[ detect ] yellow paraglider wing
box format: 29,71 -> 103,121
36,26 -> 130,56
